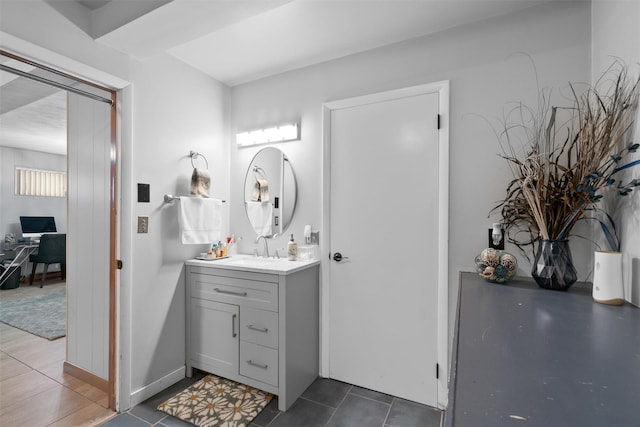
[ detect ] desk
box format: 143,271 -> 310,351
445,272 -> 640,427
0,243 -> 38,287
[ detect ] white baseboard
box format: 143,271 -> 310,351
129,366 -> 185,407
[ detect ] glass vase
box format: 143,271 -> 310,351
531,239 -> 577,291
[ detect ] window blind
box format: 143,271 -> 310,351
15,167 -> 67,197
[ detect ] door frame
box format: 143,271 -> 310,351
321,81 -> 450,408
0,33 -> 131,410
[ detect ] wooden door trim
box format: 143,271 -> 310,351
108,90 -> 117,409
321,81 -> 450,409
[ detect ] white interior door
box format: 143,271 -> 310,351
67,93 -> 111,380
328,89 -> 440,406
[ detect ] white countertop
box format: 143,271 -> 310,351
185,254 -> 320,275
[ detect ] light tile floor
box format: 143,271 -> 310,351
100,373 -> 443,427
0,280 -> 115,427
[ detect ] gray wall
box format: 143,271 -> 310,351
591,0 -> 640,306
229,1 -> 592,356
0,147 -> 67,239
3,0 -> 637,412
127,53 -> 230,404
0,0 -> 231,408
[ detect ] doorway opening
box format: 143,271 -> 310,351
0,49 -> 118,410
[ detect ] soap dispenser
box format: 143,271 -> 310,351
287,234 -> 298,261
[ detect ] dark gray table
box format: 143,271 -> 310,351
445,272 -> 640,427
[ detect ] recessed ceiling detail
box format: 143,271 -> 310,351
2,0 -> 551,154
93,0 -> 550,86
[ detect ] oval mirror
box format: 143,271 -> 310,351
244,147 -> 297,237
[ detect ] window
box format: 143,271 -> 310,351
15,167 -> 67,197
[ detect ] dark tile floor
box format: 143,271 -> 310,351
99,373 -> 442,427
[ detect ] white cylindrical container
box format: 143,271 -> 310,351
592,251 -> 624,305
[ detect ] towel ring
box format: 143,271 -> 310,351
253,165 -> 267,181
190,150 -> 209,169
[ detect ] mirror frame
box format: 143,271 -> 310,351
243,147 -> 297,237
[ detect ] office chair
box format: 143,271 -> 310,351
29,233 -> 66,288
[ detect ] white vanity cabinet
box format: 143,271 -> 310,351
185,258 -> 319,411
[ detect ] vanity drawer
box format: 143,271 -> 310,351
190,274 -> 278,311
240,341 -> 278,387
241,307 -> 278,349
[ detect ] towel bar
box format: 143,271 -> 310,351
164,194 -> 226,203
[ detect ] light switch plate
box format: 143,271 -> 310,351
138,216 -> 148,233
137,183 -> 150,203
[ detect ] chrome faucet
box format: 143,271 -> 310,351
255,235 -> 270,258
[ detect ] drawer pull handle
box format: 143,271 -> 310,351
246,360 -> 268,369
232,314 -> 237,338
247,325 -> 269,333
214,288 -> 247,297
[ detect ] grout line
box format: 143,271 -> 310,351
322,384 -> 353,426
152,414 -> 169,426
126,411 -> 154,425
298,395 -> 341,411
382,397 -> 394,426
265,411 -> 281,427
348,389 -> 394,407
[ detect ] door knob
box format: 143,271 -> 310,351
332,252 -> 349,262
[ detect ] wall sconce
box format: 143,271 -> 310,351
236,123 -> 300,147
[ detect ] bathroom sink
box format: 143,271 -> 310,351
223,256 -> 286,267
188,254 -> 318,275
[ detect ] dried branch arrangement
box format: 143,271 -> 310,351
493,61 -> 640,254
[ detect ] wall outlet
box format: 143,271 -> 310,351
310,231 -> 319,245
488,228 -> 504,250
137,216 -> 148,233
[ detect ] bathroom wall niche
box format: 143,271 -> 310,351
244,147 -> 297,237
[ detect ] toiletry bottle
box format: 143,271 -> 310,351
288,234 -> 298,261
229,235 -> 237,256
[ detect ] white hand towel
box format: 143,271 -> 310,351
179,197 -> 223,244
246,201 -> 273,236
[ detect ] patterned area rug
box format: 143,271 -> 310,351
157,375 -> 273,427
0,289 -> 66,340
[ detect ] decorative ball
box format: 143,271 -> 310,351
475,249 -> 517,283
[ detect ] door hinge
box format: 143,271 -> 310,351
437,114 -> 441,130
436,363 -> 440,379
117,260 -> 123,270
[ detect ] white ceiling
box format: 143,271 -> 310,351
0,87 -> 67,155
1,0 -> 553,155
98,0 -> 551,86
0,57 -> 67,155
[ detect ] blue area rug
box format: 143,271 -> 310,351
0,289 -> 66,340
